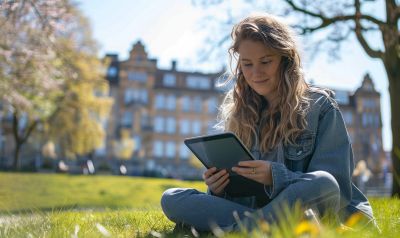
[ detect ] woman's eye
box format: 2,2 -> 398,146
262,61 -> 271,64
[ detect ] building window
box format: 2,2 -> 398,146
121,111 -> 133,127
181,96 -> 191,112
363,98 -> 376,109
133,135 -> 141,152
125,88 -> 148,104
362,113 -> 377,127
124,89 -> 135,104
192,120 -> 202,135
186,76 -> 210,89
107,67 -> 117,77
155,94 -> 165,109
163,73 -> 176,87
140,89 -> 148,104
128,71 -> 147,82
207,97 -> 218,114
362,113 -> 368,127
375,114 -> 380,127
193,96 -> 202,113
136,55 -> 144,63
166,117 -> 176,134
180,119 -> 190,135
165,141 -> 176,158
153,140 -> 164,157
154,116 -> 164,133
180,143 -> 190,159
141,112 -> 151,130
166,95 -> 176,111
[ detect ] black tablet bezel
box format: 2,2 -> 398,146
184,132 -> 256,169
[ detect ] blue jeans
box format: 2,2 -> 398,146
161,171 -> 340,231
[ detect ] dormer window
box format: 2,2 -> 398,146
107,67 -> 117,77
163,73 -> 176,87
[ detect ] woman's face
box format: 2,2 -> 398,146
238,40 -> 282,102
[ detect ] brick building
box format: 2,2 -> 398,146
330,74 -> 385,174
102,41 -> 385,178
102,41 -> 224,178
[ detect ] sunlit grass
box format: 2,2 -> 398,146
0,172 -> 399,237
0,210 -> 175,237
0,172 -> 206,212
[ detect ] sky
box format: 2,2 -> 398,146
78,0 -> 392,151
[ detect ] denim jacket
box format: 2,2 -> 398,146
216,90 -> 375,224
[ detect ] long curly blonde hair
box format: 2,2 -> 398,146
218,14 -> 310,153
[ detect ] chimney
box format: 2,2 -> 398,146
171,60 -> 177,71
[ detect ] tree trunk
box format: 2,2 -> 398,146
13,143 -> 21,170
389,76 -> 400,197
12,113 -> 22,171
11,111 -> 38,171
385,58 -> 400,197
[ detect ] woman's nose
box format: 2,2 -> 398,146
253,65 -> 263,76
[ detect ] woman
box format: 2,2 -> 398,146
161,13 -> 376,232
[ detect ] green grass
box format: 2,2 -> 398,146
0,172 -> 206,212
0,172 -> 399,237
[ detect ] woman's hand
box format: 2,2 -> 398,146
232,160 -> 272,185
202,167 -> 230,197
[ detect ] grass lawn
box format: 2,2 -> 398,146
0,172 -> 399,237
0,172 -> 206,212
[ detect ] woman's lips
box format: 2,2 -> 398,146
252,79 -> 269,83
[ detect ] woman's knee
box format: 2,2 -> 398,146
310,171 -> 340,194
161,188 -> 195,218
161,188 -> 179,213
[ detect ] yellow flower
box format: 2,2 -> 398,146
295,221 -> 320,237
344,212 -> 364,228
258,220 -> 270,233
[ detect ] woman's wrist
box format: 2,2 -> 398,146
264,162 -> 273,185
209,188 -> 225,197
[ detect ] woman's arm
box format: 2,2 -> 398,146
266,104 -> 353,209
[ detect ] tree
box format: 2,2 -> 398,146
46,4 -> 113,161
0,0 -> 112,169
282,0 -> 400,197
112,129 -> 135,160
46,48 -> 113,159
193,0 -> 400,196
0,0 -> 71,169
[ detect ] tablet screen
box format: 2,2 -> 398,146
184,132 -> 255,171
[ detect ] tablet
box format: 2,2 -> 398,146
184,132 -> 265,197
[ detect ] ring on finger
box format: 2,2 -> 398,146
251,168 -> 256,174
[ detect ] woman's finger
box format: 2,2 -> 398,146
232,166 -> 261,175
214,177 -> 230,194
203,167 -> 217,179
211,172 -> 229,188
205,169 -> 226,185
237,160 -> 264,167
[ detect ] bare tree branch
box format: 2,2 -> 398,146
354,0 -> 385,59
284,0 -> 386,34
